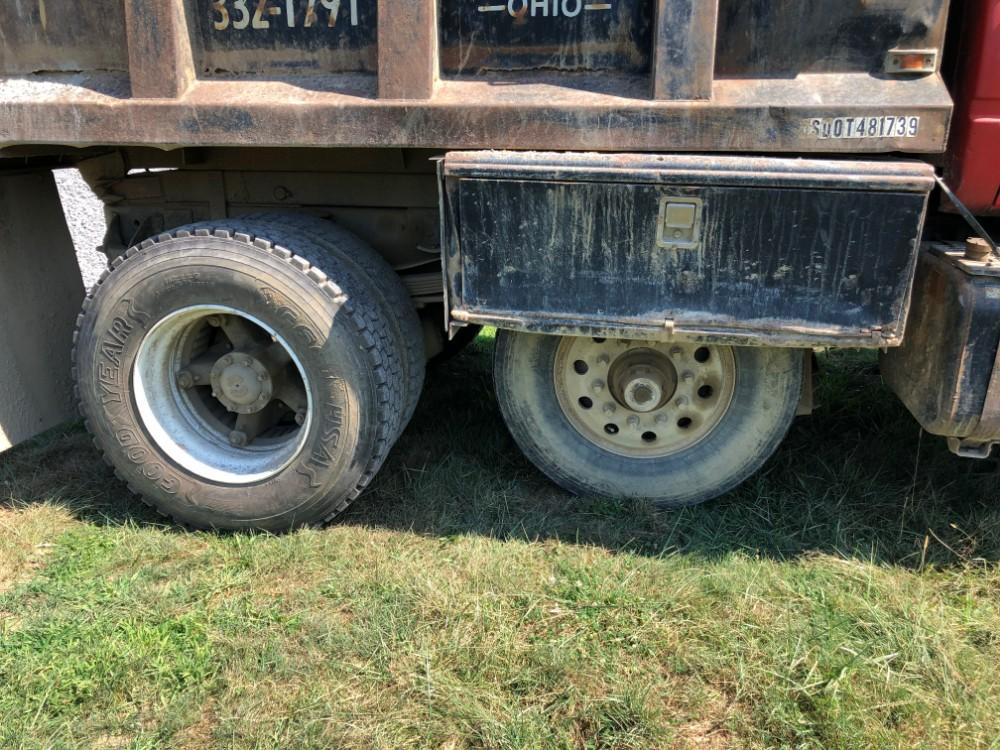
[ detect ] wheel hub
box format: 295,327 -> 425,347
609,351 -> 678,413
623,376 -> 662,412
553,337 -> 736,458
132,305 -> 312,485
211,353 -> 274,414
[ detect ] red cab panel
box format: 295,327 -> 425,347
948,0 -> 1000,214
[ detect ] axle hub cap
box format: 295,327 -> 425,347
211,354 -> 273,414
623,376 -> 662,412
553,337 -> 736,458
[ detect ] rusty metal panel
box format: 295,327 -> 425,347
125,0 -> 195,98
651,0 -> 718,100
0,0 -> 956,153
716,0 -> 951,77
442,151 -> 934,347
378,0 -> 436,99
192,0 -> 377,75
881,243 -> 1000,442
0,74 -> 953,153
438,0 -> 655,75
0,0 -> 128,74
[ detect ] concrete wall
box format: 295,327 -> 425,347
0,171 -> 86,450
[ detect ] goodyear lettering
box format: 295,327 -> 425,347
115,428 -> 180,495
96,298 -> 150,406
97,361 -> 122,405
297,371 -> 347,488
257,285 -> 323,351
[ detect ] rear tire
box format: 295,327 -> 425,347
74,224 -> 405,531
230,212 -> 426,424
493,332 -> 802,506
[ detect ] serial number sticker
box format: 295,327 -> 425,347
809,116 -> 920,140
211,0 -> 360,31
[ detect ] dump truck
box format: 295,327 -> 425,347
0,0 -> 996,530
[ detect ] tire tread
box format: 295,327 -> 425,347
74,223 -> 402,528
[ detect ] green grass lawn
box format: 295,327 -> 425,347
1,332 -> 999,749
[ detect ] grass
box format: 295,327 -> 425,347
1,330 -> 998,749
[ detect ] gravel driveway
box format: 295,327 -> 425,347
54,169 -> 109,288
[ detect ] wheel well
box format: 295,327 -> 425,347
74,147 -> 448,354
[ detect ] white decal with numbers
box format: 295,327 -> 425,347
212,0 -> 359,31
809,115 -> 920,140
477,0 -> 613,18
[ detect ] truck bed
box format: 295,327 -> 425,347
0,0 -> 953,154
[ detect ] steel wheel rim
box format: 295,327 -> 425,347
133,305 -> 313,485
553,337 -> 736,458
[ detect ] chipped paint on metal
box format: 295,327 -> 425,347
441,151 -> 935,349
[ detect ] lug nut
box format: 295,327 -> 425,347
207,315 -> 223,327
627,415 -> 641,430
675,396 -> 690,407
295,410 -> 307,426
591,379 -> 606,393
655,413 -> 669,425
670,347 -> 683,357
597,353 -> 611,366
229,430 -> 248,447
176,371 -> 194,390
681,371 -> 695,382
603,402 -> 617,415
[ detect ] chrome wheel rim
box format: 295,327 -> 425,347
553,337 -> 736,458
133,305 -> 313,484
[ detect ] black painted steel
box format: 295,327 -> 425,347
195,0 -> 378,75
881,244 -> 1000,440
442,151 -> 935,347
438,0 -> 654,75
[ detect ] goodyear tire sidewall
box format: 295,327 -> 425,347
76,234 -> 377,529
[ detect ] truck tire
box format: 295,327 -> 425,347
494,332 -> 802,506
74,224 -> 405,531
228,212 -> 426,424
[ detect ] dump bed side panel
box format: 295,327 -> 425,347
0,0 -> 954,153
193,0 -> 378,76
716,0 -> 950,76
0,0 -> 128,74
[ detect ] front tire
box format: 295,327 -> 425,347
493,332 -> 803,507
75,225 -> 404,530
